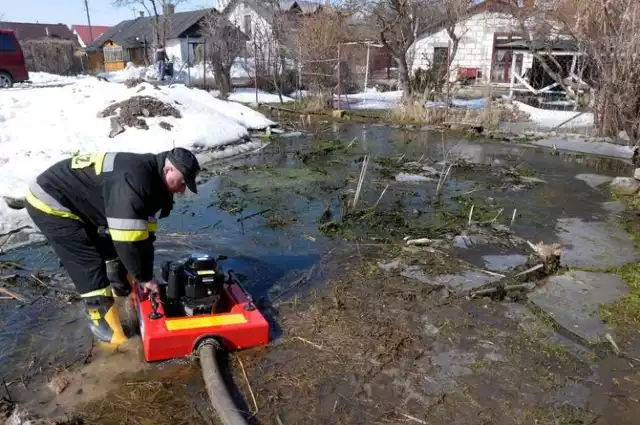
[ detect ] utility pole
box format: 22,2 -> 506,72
83,0 -> 94,44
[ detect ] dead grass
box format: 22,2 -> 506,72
76,365 -> 209,425
386,97 -> 513,130
298,91 -> 332,113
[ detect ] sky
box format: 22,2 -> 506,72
1,0 -> 216,27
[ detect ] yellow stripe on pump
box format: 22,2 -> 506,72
165,314 -> 247,331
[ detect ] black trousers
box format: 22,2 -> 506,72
26,203 -> 118,295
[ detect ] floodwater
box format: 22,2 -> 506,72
1,123 -> 637,423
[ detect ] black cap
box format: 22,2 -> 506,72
167,147 -> 200,194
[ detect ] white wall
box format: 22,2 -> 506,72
217,0 -> 278,62
411,11 -> 534,84
165,37 -> 204,64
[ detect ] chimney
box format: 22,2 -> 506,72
139,11 -> 145,17
164,3 -> 176,15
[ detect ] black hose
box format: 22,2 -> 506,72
198,339 -> 249,425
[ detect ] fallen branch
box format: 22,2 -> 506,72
406,238 -> 440,246
352,155 -> 369,209
401,413 -> 428,424
514,263 -> 544,277
372,184 -> 389,209
470,283 -> 533,298
605,333 -> 620,355
295,336 -> 323,350
238,357 -> 258,416
236,209 -> 272,223
0,287 -> 26,302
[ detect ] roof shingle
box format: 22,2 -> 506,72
87,8 -> 217,50
0,21 -> 77,43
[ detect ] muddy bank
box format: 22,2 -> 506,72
232,247 -> 640,425
2,123 -> 640,424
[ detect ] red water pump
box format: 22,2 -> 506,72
130,253 -> 269,362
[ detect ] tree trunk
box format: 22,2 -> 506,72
213,60 -> 232,98
395,55 -> 411,101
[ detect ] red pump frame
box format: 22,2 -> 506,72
131,277 -> 269,362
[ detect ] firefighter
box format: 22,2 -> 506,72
24,147 -> 201,347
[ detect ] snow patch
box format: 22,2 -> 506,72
227,88 -> 294,104
513,100 -> 594,128
533,138 -> 634,159
0,77 -> 276,247
338,90 -> 403,110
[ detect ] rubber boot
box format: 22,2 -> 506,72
83,294 -> 129,346
106,258 -> 132,297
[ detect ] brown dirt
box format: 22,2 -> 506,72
124,78 -> 145,88
224,246 -> 640,425
98,96 -> 181,130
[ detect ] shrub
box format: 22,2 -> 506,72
21,39 -> 80,75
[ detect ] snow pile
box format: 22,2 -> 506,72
0,77 -> 276,246
512,100 -> 594,128
98,59 -> 254,84
227,88 -> 295,104
98,62 -> 156,82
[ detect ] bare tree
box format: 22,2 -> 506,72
293,8 -> 351,92
504,0 -> 640,143
339,0 -> 450,101
197,10 -> 247,97
112,0 -> 185,46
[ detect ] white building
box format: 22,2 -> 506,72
215,0 -> 323,56
410,0 -> 535,86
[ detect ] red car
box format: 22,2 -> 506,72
0,29 -> 29,88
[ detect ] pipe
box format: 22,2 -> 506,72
198,339 -> 249,425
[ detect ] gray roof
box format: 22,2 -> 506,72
222,0 -> 322,22
86,8 -> 214,50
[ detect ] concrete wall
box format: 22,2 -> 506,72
411,11 -> 533,84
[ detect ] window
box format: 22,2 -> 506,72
0,33 -> 17,52
433,47 -> 449,68
243,14 -> 252,39
104,45 -> 124,62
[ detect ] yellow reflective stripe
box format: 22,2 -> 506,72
70,152 -> 108,175
147,221 -> 158,232
109,229 -> 149,242
165,314 -> 247,331
80,287 -> 113,298
25,189 -> 83,222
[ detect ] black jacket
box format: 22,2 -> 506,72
35,151 -> 174,282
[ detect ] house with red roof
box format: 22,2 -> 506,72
71,25 -> 112,48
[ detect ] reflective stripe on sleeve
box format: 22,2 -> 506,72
102,152 -> 117,173
107,217 -> 150,242
106,218 -> 148,230
147,216 -> 158,232
109,229 -> 149,242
